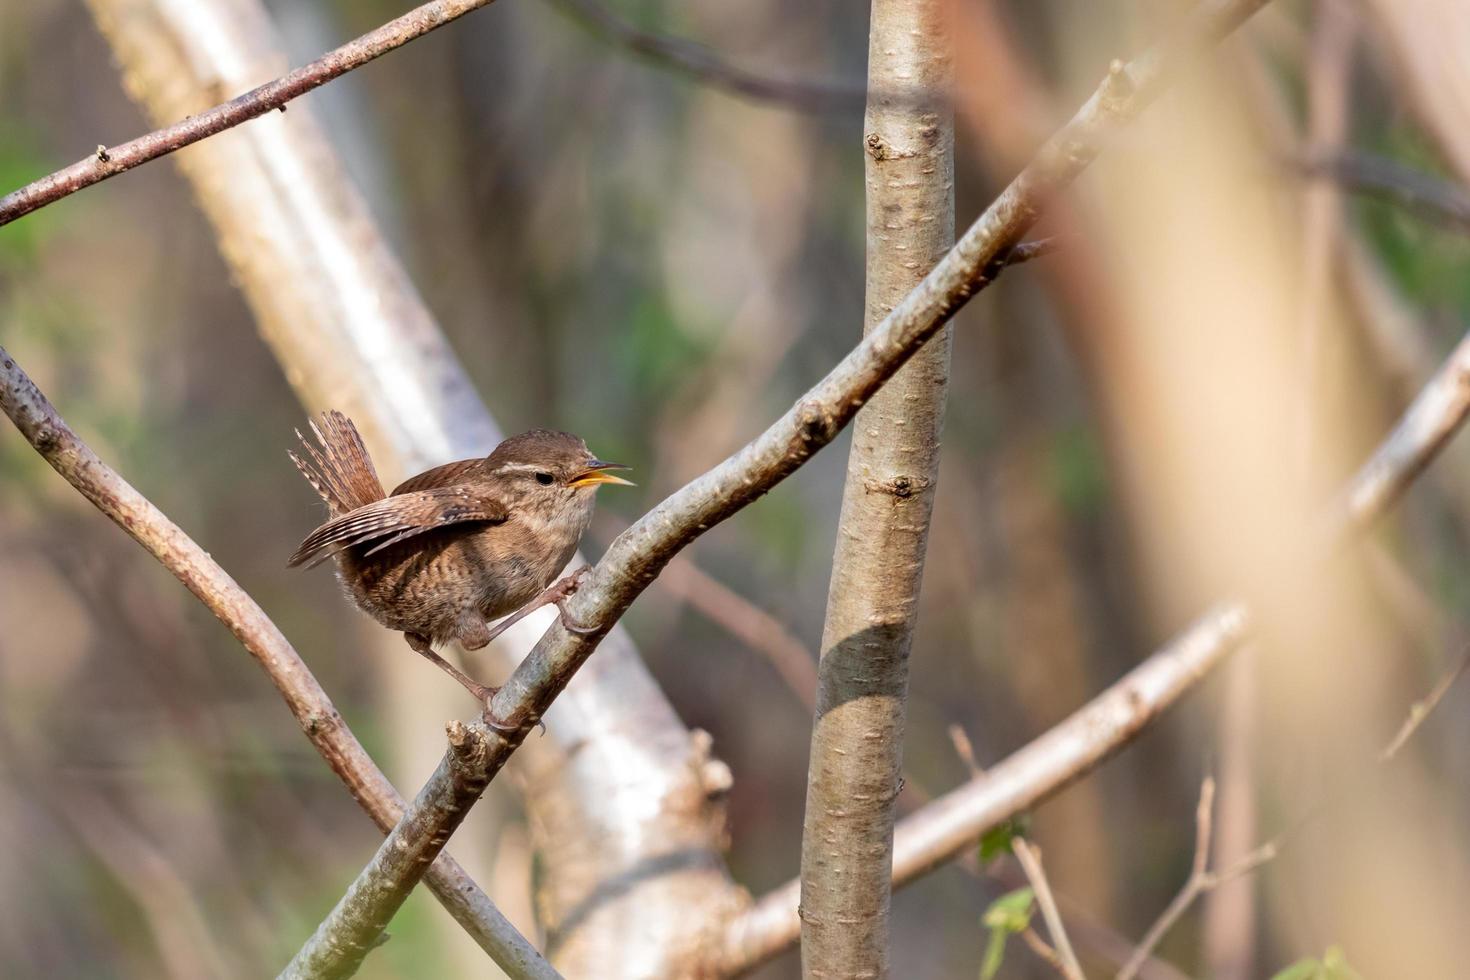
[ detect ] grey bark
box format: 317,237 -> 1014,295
80,1 -> 737,975
797,0 -> 953,974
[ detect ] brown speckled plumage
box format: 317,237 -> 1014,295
288,412 -> 630,710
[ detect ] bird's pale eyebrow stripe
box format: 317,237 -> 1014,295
494,463 -> 545,474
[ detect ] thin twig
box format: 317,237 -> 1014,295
1117,779 -> 1279,980
721,319 -> 1470,975
0,345 -> 558,980
658,555 -> 818,711
1379,646 -> 1470,762
545,0 -> 865,113
950,726 -> 1084,980
1022,928 -> 1075,979
0,0 -> 502,227
1121,641 -> 1470,978
1295,150 -> 1470,235
1012,841 -> 1087,980
287,1 -> 1276,970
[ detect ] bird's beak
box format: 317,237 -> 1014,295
570,459 -> 635,488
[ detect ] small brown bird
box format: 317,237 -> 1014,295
288,411 -> 631,713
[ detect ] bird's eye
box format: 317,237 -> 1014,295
535,472 -> 554,486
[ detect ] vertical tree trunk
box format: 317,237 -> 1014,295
798,1 -> 953,975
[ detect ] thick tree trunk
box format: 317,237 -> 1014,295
797,1 -> 954,975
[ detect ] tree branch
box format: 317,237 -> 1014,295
0,0 -> 503,227
1296,150 -> 1470,234
718,319 -> 1470,977
282,722 -> 499,980
81,2 -> 739,972
1122,641 -> 1469,978
1117,778 -> 1278,980
0,345 -> 558,980
281,0 -> 1276,970
1012,840 -> 1086,980
545,0 -> 865,113
797,0 -> 954,972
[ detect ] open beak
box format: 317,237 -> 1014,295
569,459 -> 635,488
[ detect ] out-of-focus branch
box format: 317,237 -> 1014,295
0,0 -> 503,226
1362,0 -> 1470,188
1118,778 -> 1277,980
545,0 -> 864,112
720,323 -> 1470,974
282,722 -> 498,980
1296,151 -> 1470,234
1125,644 -> 1469,979
1379,649 -> 1470,761
797,0 -> 953,972
657,556 -> 818,711
82,2 -> 736,974
953,725 -> 1084,980
0,346 -> 557,980
290,0 -> 1276,966
1011,841 -> 1086,980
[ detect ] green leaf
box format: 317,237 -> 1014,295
1269,958 -> 1324,980
1321,946 -> 1364,980
979,888 -> 1034,980
1269,946 -> 1363,980
979,816 -> 1030,863
980,926 -> 1008,980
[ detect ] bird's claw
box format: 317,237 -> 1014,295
556,598 -> 598,635
480,702 -> 545,737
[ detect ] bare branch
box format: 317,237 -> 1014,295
1022,927 -> 1077,979
285,0 -> 1276,968
1117,778 -> 1280,980
1296,151 -> 1470,234
282,722 -> 498,980
797,0 -> 954,971
82,1 -> 738,971
545,0 -> 864,112
1379,647 -> 1470,762
1120,640 -> 1468,980
658,556 -> 818,711
0,0 -> 501,227
0,346 -> 557,980
1012,841 -> 1086,980
720,323 -> 1470,975
951,727 -> 1084,980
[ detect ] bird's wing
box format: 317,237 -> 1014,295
288,484 -> 508,568
391,458 -> 488,495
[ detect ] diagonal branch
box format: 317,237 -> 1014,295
545,0 -> 864,112
0,346 -> 558,980
719,322 -> 1470,976
281,0 -> 1276,971
81,1 -> 738,973
282,721 -> 501,979
0,0 -> 502,227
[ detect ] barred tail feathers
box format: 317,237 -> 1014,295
288,411 -> 385,517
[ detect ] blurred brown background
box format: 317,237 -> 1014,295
3,0 -> 1470,977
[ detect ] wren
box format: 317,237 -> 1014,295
288,411 -> 631,719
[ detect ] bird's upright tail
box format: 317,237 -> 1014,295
289,411 -> 386,518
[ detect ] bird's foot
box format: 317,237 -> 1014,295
551,565 -> 598,635
556,598 -> 599,636
478,693 -> 545,737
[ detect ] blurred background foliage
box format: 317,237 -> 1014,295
2,0 -> 1470,977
